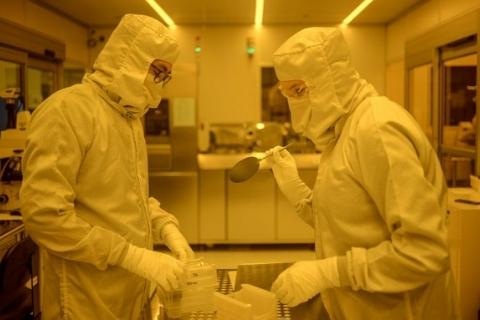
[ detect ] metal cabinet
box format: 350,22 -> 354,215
199,170 -> 226,243
198,168 -> 316,244
447,188 -> 480,320
227,170 -> 276,242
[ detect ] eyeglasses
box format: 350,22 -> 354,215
153,70 -> 172,87
277,80 -> 309,98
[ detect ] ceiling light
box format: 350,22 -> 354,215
145,0 -> 176,28
255,0 -> 264,28
340,0 -> 374,27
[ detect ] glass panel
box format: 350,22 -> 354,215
408,64 -> 433,143
63,68 -> 84,87
0,60 -> 22,130
63,62 -> 85,88
260,67 -> 315,153
261,67 -> 289,123
441,53 -> 477,186
27,67 -> 54,111
442,54 -> 477,145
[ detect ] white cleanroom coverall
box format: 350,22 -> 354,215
20,14 -> 193,320
269,27 -> 459,319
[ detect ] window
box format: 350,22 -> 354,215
408,64 -> 433,143
261,67 -> 289,123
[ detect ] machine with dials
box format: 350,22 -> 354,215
0,88 -> 29,213
0,131 -> 26,213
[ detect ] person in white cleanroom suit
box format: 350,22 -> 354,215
20,14 -> 194,320
267,28 -> 459,319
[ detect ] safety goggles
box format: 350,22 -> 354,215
278,80 -> 309,98
153,70 -> 172,87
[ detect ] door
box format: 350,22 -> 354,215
438,38 -> 477,187
0,47 -> 26,131
26,58 -> 58,112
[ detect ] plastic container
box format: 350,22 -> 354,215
181,258 -> 217,314
157,258 -> 217,319
158,289 -> 183,319
214,284 -> 277,320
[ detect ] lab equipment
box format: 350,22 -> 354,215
0,130 -> 26,213
0,228 -> 39,319
0,88 -> 23,131
229,143 -> 293,183
0,151 -> 23,212
214,284 -> 277,320
158,257 -> 216,318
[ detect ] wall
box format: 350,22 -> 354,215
386,0 -> 480,105
0,0 -> 88,66
88,24 -> 385,125
0,1 -> 386,125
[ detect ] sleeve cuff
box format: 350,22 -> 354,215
337,256 -> 352,287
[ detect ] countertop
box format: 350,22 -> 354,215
448,187 -> 480,211
197,153 -> 321,170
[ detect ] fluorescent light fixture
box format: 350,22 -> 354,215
341,0 -> 374,27
145,0 -> 176,28
255,0 -> 264,28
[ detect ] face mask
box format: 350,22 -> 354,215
287,96 -> 311,133
143,72 -> 163,109
306,126 -> 335,151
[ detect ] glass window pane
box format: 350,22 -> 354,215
63,68 -> 85,87
408,64 -> 433,143
442,54 -> 477,146
261,67 -> 289,123
0,60 -> 22,130
441,53 -> 477,187
27,67 -> 54,111
0,60 -> 21,90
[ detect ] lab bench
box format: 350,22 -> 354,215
159,268 -> 326,320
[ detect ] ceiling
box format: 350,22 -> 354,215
32,0 -> 424,28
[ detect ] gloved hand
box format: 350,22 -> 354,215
161,223 -> 195,262
271,257 -> 340,307
119,244 -> 185,291
265,146 -> 310,206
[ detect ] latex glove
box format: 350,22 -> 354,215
161,223 -> 195,262
265,146 -> 310,206
120,244 -> 185,291
271,257 -> 340,307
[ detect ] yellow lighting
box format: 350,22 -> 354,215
340,0 -> 374,27
256,122 -> 265,130
255,0 -> 264,28
145,0 -> 176,28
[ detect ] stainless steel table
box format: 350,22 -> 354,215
179,268 -> 328,320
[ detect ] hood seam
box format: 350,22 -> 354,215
273,30 -> 338,57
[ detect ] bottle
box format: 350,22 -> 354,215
16,110 -> 31,130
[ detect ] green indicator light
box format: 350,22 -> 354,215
194,47 -> 202,53
247,47 -> 256,55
